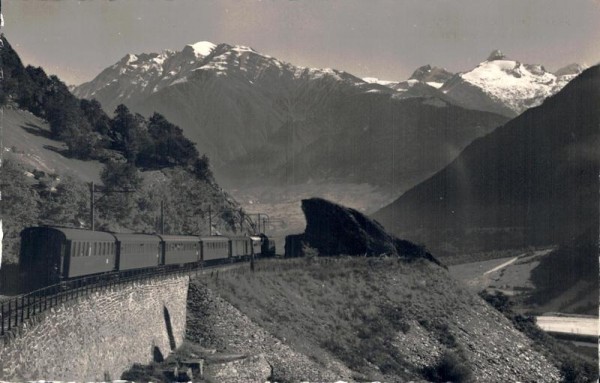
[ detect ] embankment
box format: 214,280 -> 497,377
0,275 -> 188,381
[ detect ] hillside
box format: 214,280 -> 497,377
374,65 -> 599,255
2,107 -> 104,183
182,258 -> 564,382
0,38 -> 246,267
0,109 -> 244,265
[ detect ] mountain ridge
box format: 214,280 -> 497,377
373,64 -> 600,254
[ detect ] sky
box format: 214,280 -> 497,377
3,0 -> 600,85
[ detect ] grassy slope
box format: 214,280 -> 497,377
201,257 -> 560,382
3,107 -> 104,183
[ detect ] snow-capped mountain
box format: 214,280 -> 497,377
75,41 -> 378,118
74,41 -> 506,194
405,64 -> 454,89
439,50 -> 587,117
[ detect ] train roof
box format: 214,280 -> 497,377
22,226 -> 116,242
156,234 -> 200,242
228,236 -> 251,240
199,236 -> 230,242
112,233 -> 161,243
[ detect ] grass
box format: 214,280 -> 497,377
202,257 -> 478,381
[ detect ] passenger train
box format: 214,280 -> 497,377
19,226 -> 276,292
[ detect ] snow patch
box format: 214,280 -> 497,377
170,76 -> 189,86
363,77 -> 396,86
426,81 -> 444,89
188,41 -> 217,57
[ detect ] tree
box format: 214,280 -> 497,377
138,113 -> 199,169
39,175 -> 89,228
110,105 -> 150,162
80,98 -> 112,147
0,160 -> 40,264
97,160 -> 142,225
192,155 -> 213,181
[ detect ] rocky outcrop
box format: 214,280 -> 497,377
295,197 -> 442,265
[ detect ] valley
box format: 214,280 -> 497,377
1,3 -> 598,380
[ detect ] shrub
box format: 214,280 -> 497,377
422,351 -> 473,383
561,356 -> 598,383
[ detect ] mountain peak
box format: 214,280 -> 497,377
487,49 -> 507,61
183,41 -> 216,58
409,65 -> 453,84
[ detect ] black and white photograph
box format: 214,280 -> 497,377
0,0 -> 598,381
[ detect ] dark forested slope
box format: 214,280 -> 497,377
374,65 -> 600,255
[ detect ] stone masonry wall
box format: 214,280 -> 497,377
0,275 -> 189,381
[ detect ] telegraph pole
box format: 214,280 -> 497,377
239,208 -> 244,232
90,182 -> 95,231
89,182 -> 135,231
160,200 -> 165,234
208,205 -> 212,236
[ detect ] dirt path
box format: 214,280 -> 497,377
448,248 -> 555,293
482,257 -> 518,275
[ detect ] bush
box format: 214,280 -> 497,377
423,351 -> 473,383
561,356 -> 598,383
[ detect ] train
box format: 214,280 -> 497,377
19,226 -> 276,292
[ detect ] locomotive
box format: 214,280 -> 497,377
19,226 -> 276,292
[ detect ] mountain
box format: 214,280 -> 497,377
440,51 -> 587,117
373,65 -> 600,256
74,42 -> 507,193
74,41 -> 394,168
404,64 -> 454,89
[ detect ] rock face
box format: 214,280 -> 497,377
291,197 -> 441,265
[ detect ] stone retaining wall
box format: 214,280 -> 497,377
0,275 -> 189,381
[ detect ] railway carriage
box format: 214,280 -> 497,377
229,236 -> 251,260
250,236 -> 262,256
158,235 -> 201,266
20,227 -> 117,291
200,236 -> 230,262
113,233 -> 161,271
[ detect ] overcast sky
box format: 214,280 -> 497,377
3,0 -> 600,85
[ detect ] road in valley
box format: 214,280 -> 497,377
535,316 -> 598,338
